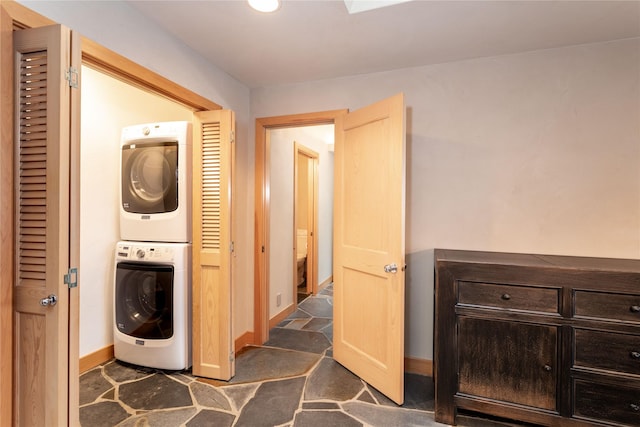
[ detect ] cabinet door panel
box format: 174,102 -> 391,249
458,317 -> 558,411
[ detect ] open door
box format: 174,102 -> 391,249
13,24 -> 80,425
333,93 -> 406,404
192,110 -> 235,380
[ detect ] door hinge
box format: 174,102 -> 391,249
230,241 -> 235,253
229,351 -> 235,362
65,67 -> 79,88
230,130 -> 235,144
64,267 -> 78,288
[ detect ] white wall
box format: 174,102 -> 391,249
269,126 -> 334,318
80,66 -> 192,357
252,38 -> 640,360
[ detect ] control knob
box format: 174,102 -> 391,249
136,249 -> 146,259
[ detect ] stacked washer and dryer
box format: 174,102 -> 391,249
114,121 -> 193,370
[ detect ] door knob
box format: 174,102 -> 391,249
40,294 -> 57,307
384,263 -> 398,273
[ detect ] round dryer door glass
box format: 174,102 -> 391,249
115,262 -> 174,339
121,141 -> 179,214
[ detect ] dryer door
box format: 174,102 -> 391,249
121,141 -> 179,214
115,262 -> 174,339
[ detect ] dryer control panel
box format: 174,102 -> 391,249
115,242 -> 175,262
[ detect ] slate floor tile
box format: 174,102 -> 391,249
342,401 -> 440,427
185,409 -> 235,427
118,374 -> 193,410
190,382 -> 231,410
298,297 -> 333,318
283,318 -> 312,330
285,310 -> 312,320
265,328 -> 331,354
235,377 -> 306,427
293,410 -> 363,427
304,357 -> 364,401
219,383 -> 259,412
301,317 -> 332,332
79,400 -> 129,427
118,407 -> 197,427
104,360 -> 154,383
202,346 -> 320,385
79,368 -> 112,405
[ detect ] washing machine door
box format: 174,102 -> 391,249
121,141 -> 179,214
115,262 -> 174,339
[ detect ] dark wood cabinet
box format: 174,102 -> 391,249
434,249 -> 640,426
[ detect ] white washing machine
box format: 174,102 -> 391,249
114,241 -> 191,370
120,121 -> 192,243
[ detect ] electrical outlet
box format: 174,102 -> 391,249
276,293 -> 282,307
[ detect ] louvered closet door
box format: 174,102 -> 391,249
192,110 -> 235,380
13,24 -> 79,426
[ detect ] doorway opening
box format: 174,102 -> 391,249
254,111 -> 347,344
266,125 -> 333,329
294,144 -> 318,304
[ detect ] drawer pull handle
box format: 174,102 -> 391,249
631,403 -> 640,412
501,293 -> 511,301
543,364 -> 552,372
631,305 -> 640,313
631,351 -> 640,359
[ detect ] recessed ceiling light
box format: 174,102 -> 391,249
248,0 -> 281,13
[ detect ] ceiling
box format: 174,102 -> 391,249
127,0 -> 640,88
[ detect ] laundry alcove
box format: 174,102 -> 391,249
78,65 -> 193,368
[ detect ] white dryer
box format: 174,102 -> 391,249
114,241 -> 191,370
120,121 -> 192,243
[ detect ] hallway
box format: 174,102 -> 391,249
79,286 -> 515,426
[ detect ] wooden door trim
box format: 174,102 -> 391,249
254,109 -> 347,344
0,1 -> 222,424
0,5 -> 14,425
293,144 -> 319,307
81,37 -> 220,111
1,0 -> 221,112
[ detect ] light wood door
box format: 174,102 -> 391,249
333,93 -> 406,404
13,24 -> 80,426
192,110 -> 235,380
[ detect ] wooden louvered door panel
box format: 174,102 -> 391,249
192,110 -> 235,380
13,25 -> 79,426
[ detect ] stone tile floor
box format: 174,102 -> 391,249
80,285 -> 521,426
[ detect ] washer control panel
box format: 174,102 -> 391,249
116,242 -> 174,262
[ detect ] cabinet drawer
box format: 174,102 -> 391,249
574,329 -> 640,376
575,291 -> 640,323
574,379 -> 640,426
458,281 -> 559,314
